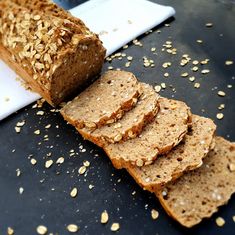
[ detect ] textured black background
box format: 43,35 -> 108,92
0,0 -> 235,234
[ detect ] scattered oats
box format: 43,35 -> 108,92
125,61 -> 131,68
197,39 -> 203,43
229,163 -> 235,172
16,121 -> 25,127
4,97 -> 10,102
132,191 -> 136,195
192,66 -> 199,72
89,184 -> 94,190
110,223 -> 120,232
36,225 -> 47,235
108,66 -> 113,70
216,113 -> 224,120
233,216 -> 235,222
31,158 -> 37,165
34,130 -> 40,135
189,76 -> 195,82
101,210 -> 109,224
45,124 -> 51,129
217,91 -> 226,97
218,104 -> 225,110
132,39 -> 143,47
83,160 -> 90,167
227,84 -> 232,88
19,187 -> 24,194
127,19 -> 133,24
7,227 -> 14,235
181,72 -> 189,78
15,127 -> 21,133
162,62 -> 171,68
127,56 -> 133,61
154,85 -> 161,93
194,83 -> 200,88
151,47 -> 156,52
161,83 -> 166,89
70,187 -> 78,198
123,45 -> 128,49
201,59 -> 209,65
78,166 -> 87,175
205,23 -> 213,27
225,60 -> 234,65
164,72 -> 169,77
67,224 -> 79,233
201,69 -> 210,74
16,168 -> 21,177
215,217 -> 225,227
56,157 -> 64,164
45,159 -> 53,168
192,60 -> 199,65
36,111 -> 44,116
151,209 -> 159,220
165,23 -> 170,27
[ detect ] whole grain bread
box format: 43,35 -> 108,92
127,115 -> 216,191
61,70 -> 142,130
0,0 -> 106,106
156,136 -> 235,228
78,83 -> 160,147
104,98 -> 191,169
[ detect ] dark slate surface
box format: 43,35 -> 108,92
0,0 -> 235,234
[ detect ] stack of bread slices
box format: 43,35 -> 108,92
61,70 -> 235,228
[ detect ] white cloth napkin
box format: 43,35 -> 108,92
0,0 -> 175,120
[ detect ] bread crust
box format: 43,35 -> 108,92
127,115 -> 216,191
77,83 -> 160,147
156,137 -> 235,227
104,98 -> 192,169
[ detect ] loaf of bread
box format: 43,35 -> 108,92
0,0 -> 106,105
61,70 -> 142,130
104,98 -> 192,169
127,115 -> 216,191
78,83 -> 160,147
156,136 -> 235,227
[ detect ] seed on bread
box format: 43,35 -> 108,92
61,71 -> 142,130
127,115 -> 216,191
104,98 -> 191,169
78,83 -> 159,147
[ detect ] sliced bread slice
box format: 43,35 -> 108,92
78,83 -> 160,147
104,98 -> 191,169
127,115 -> 216,191
61,70 -> 142,130
156,136 -> 235,228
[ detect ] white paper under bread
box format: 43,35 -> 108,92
0,0 -> 175,120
